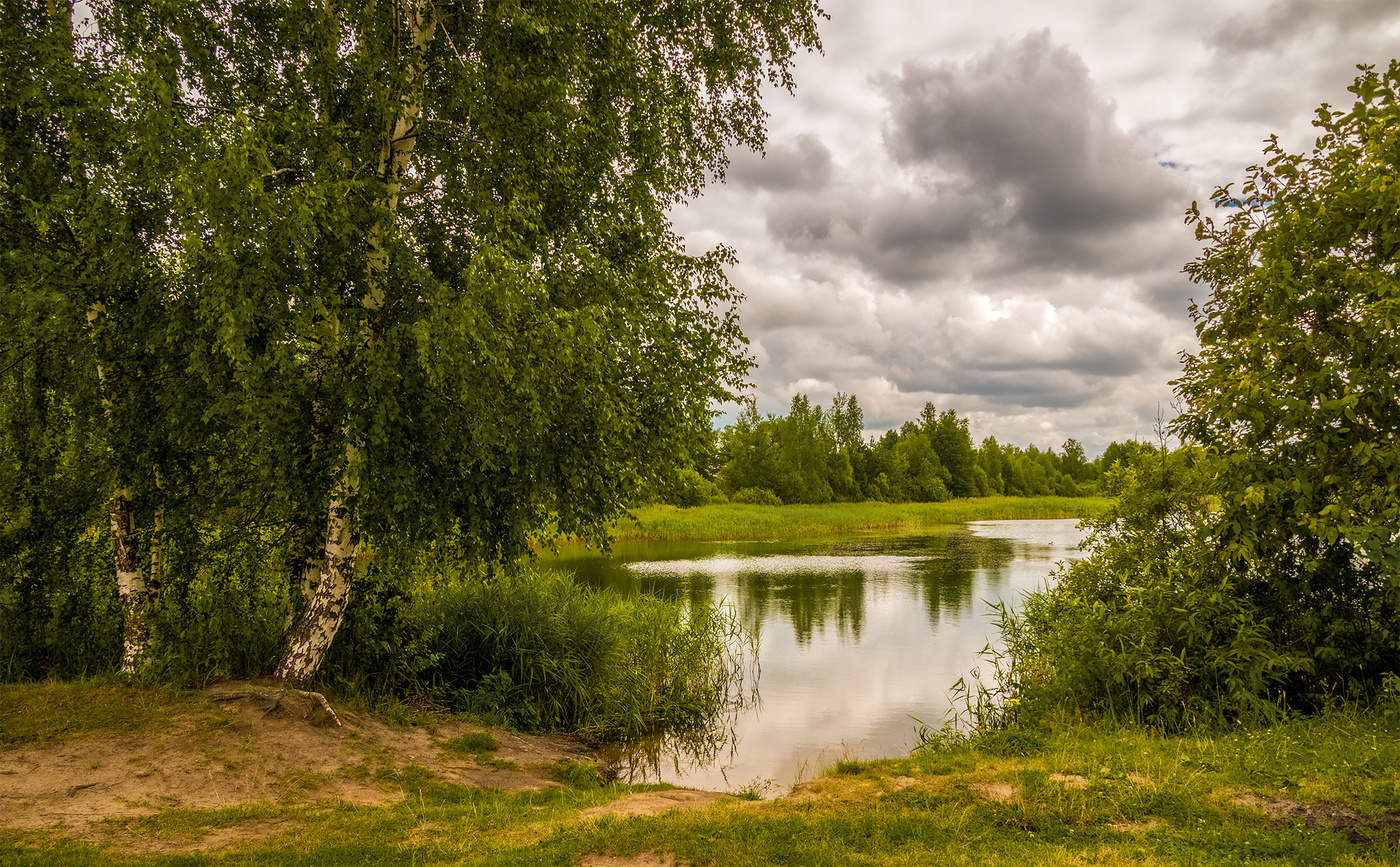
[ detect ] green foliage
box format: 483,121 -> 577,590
730,487 -> 783,506
0,534 -> 120,680
982,449 -> 1307,729
659,468 -> 725,508
1175,61 -> 1400,703
1,0 -> 827,686
962,64 -> 1400,733
408,566 -> 753,741
715,394 -> 1121,506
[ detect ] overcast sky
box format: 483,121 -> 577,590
674,0 -> 1400,454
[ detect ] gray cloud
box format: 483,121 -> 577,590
757,33 -> 1193,291
679,2 -> 1387,453
727,134 -> 835,192
1210,0 -> 1400,54
881,31 -> 1181,237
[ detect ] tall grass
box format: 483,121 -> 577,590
409,567 -> 754,742
592,496 -> 1109,543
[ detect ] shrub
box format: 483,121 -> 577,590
730,487 -> 781,506
665,468 -> 723,508
993,449 -> 1309,730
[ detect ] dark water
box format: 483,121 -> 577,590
545,519 -> 1085,793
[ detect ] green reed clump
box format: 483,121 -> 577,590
409,566 -> 753,742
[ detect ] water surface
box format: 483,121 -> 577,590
547,518 -> 1085,792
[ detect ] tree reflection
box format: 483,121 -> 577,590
910,534 -> 1015,630
736,568 -> 866,645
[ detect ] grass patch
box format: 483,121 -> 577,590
443,731 -> 500,755
442,732 -> 519,771
0,678 -> 196,746
544,760 -> 607,789
590,496 -> 1110,543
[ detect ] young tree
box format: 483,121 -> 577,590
1175,61 -> 1400,693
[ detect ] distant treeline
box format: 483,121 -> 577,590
656,394 -> 1156,507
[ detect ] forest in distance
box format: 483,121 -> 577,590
653,392 -> 1149,508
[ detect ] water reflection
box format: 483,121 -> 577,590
569,532 -> 1017,640
548,519 -> 1084,792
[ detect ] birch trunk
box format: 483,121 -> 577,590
108,490 -> 149,674
274,3 -> 436,687
274,483 -> 356,687
89,297 -> 152,675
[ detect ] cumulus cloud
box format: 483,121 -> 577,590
882,32 -> 1179,234
755,33 -> 1193,294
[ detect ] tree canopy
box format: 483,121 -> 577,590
0,0 -> 827,685
1175,60 -> 1400,694
695,393 -> 1119,507
997,62 -> 1400,729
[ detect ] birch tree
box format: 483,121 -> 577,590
132,0 -> 826,687
0,0 -> 199,674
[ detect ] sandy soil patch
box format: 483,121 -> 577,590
581,789 -> 723,820
0,680 -> 589,838
970,782 -> 1018,802
579,852 -> 677,866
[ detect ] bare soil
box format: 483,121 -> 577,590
579,789 -> 723,820
0,679 -> 590,839
1232,793 -> 1400,843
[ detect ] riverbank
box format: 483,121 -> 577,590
587,496 -> 1110,544
3,680 -> 1396,864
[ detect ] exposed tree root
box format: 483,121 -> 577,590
207,687 -> 342,727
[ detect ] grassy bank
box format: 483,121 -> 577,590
2,681 -> 1396,864
595,496 -> 1110,543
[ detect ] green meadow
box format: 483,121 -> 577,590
593,496 -> 1110,543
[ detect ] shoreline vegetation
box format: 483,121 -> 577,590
2,680 -> 1396,864
563,496 -> 1112,545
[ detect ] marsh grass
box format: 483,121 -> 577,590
591,496 -> 1109,543
411,567 -> 756,744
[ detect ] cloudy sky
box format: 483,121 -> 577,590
673,0 -> 1400,454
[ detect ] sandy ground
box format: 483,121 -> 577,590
0,681 -> 591,836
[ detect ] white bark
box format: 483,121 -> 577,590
275,4 -> 436,687
274,485 -> 356,688
89,300 -> 152,676
108,490 -> 149,675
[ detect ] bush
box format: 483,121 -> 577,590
993,450 -> 1309,730
1173,62 -> 1400,703
730,487 -> 782,506
665,468 -> 723,508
